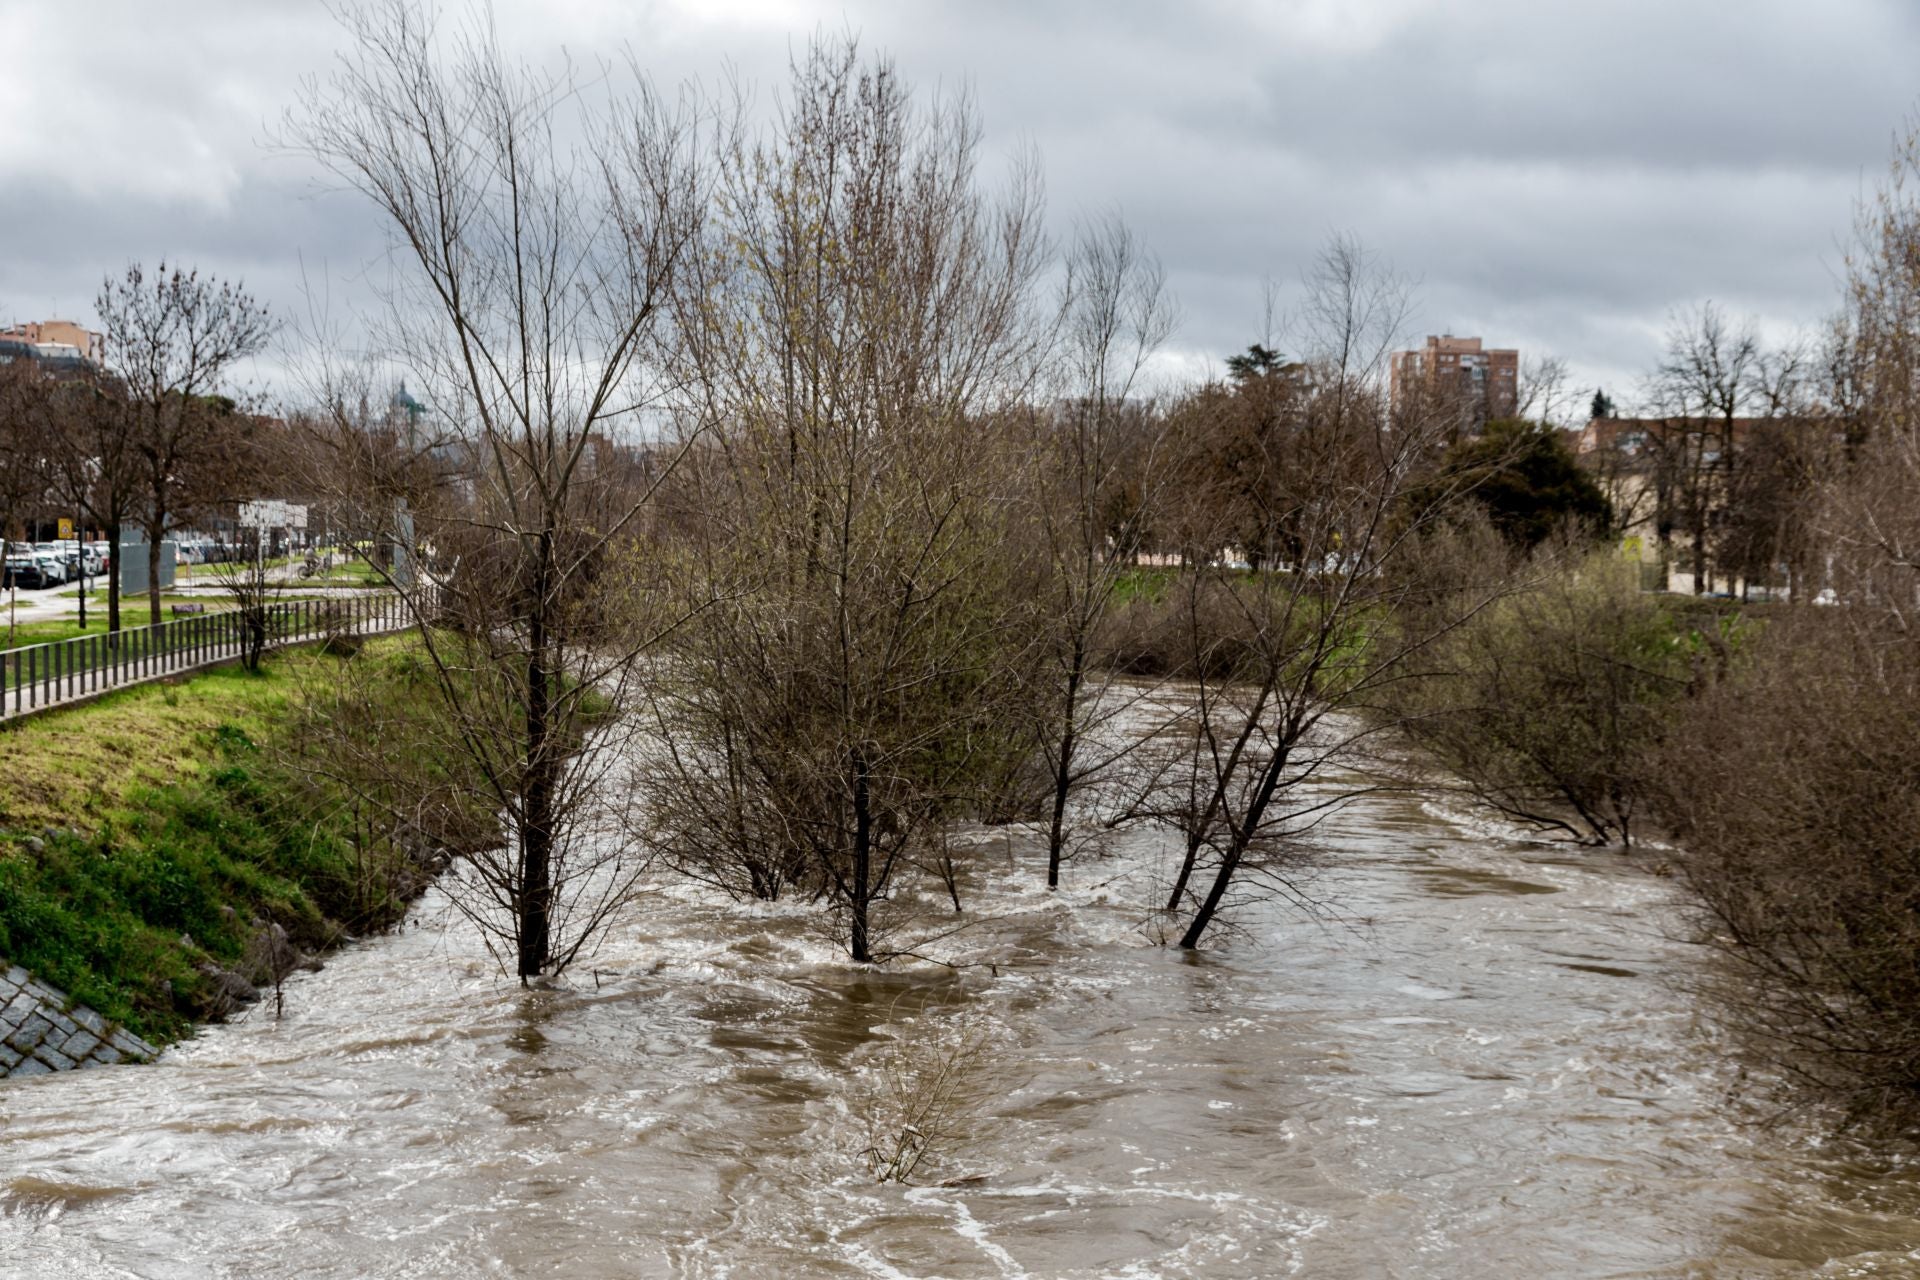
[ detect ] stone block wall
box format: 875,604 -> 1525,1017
0,965 -> 156,1078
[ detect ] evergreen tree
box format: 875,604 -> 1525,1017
1225,343 -> 1285,382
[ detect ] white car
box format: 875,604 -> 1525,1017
32,549 -> 68,585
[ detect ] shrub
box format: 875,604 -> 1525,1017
1383,551 -> 1698,845
1654,611 -> 1920,1127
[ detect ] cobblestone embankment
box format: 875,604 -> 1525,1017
0,965 -> 156,1078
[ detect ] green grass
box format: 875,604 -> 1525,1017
59,587 -> 236,608
4,593 -> 348,652
1110,566 -> 1178,605
0,640 -> 473,1044
300,572 -> 387,587
2,607 -> 239,650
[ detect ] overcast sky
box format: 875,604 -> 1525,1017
3,0 -> 1915,412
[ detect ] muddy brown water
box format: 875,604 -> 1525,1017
4,762 -> 1920,1276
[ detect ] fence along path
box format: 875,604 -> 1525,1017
0,591 -> 417,722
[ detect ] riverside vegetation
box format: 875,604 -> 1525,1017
0,640 -> 489,1044
4,0 -> 1920,1154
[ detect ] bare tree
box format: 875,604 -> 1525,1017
205,525 -> 283,672
1646,116 -> 1920,1131
641,37 -> 1048,962
97,262 -> 272,626
1715,417 -> 1829,601
1646,302 -> 1807,596
1824,118 -> 1920,629
1026,211 -> 1177,889
1142,238 -> 1489,949
1515,352 -> 1572,426
0,357 -> 54,643
1655,609 -> 1920,1126
43,368 -> 143,636
284,0 -> 702,980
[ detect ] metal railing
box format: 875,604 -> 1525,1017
0,590 -> 423,721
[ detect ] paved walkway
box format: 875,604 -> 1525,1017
0,965 -> 156,1078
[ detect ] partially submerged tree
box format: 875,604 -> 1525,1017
1387,546 -> 1693,846
1143,237 -> 1494,949
642,37 -> 1048,961
285,0 -> 702,979
1648,118 -> 1920,1129
1025,212 -> 1177,889
1656,610 -> 1920,1124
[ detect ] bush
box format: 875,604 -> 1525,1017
1654,610 -> 1920,1127
1383,551 -> 1700,845
1097,571 -> 1271,680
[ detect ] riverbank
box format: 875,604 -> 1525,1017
0,639 -> 470,1049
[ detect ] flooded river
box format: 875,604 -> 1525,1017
4,754 -> 1920,1276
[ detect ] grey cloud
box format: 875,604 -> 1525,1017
2,0 -> 1914,408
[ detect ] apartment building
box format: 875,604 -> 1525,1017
0,319 -> 104,366
1389,334 -> 1519,422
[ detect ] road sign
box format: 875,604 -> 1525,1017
238,500 -> 308,530
57,518 -> 72,539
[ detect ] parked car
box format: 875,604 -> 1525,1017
31,549 -> 68,586
58,548 -> 101,579
4,554 -> 49,589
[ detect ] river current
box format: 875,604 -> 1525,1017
4,725 -> 1920,1277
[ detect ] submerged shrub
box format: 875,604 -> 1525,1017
1383,551 -> 1697,845
1654,611 -> 1920,1127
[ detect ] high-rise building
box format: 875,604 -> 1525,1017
1389,334 -> 1519,422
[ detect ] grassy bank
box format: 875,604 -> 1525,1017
0,640 -> 474,1044
2,606 -> 235,650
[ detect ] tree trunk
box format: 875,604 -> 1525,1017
1179,744 -> 1290,950
147,533 -> 164,627
1178,832 -> 1246,950
1692,512 -> 1707,596
850,748 -> 872,963
244,608 -> 267,671
1045,656 -> 1084,889
517,543 -> 555,981
1159,832 -> 1205,921
106,519 -> 122,636
1165,688 -> 1269,914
